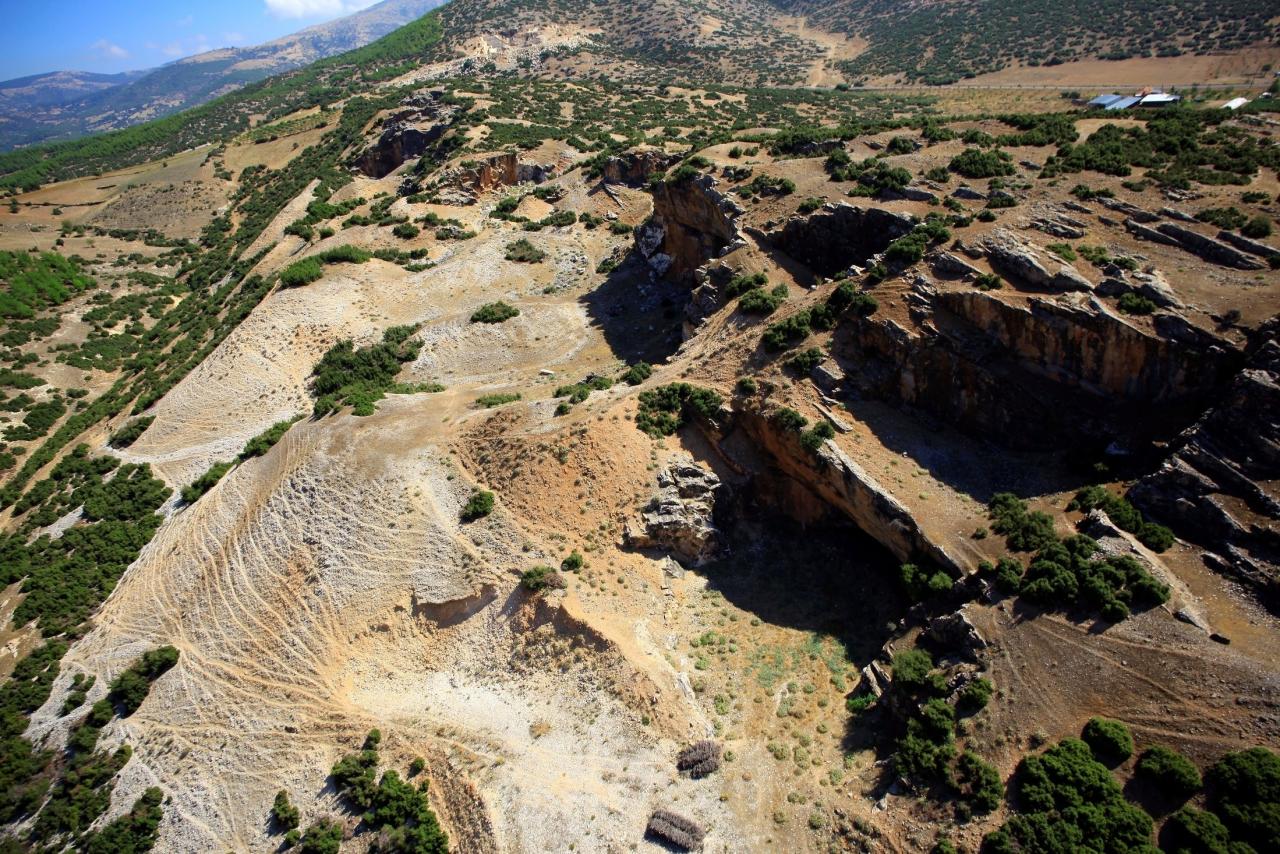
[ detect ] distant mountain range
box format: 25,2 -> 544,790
0,0 -> 446,151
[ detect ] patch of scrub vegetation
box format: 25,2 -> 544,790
280,729 -> 447,852
310,325 -> 441,416
181,460 -> 234,505
475,392 -> 521,408
634,383 -> 723,436
470,301 -> 520,323
239,416 -> 302,459
983,492 -> 1170,621
0,251 -> 96,320
504,239 -> 546,263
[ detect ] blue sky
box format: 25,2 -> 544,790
2,1 -> 383,81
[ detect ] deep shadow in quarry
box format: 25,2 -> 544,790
696,490 -> 906,715
759,204 -> 915,279
581,250 -> 689,365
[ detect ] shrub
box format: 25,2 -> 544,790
762,310 -> 813,351
787,347 -> 824,374
310,326 -> 428,416
1163,806 -> 1234,854
1046,243 -> 1078,261
738,286 -> 786,315
957,751 -> 1004,813
891,649 -> 935,693
475,393 -> 521,408
1196,207 -> 1248,230
1082,717 -> 1133,764
460,489 -> 495,521
181,461 -> 234,504
505,239 -> 545,263
316,244 -> 371,264
1117,292 -> 1157,315
621,361 -> 652,385
1206,747 -> 1280,851
634,383 -> 722,436
949,148 -> 1015,179
279,258 -> 323,288
798,197 -> 824,213
1069,485 -> 1175,553
520,565 -> 562,592
271,791 -> 300,832
560,550 -> 584,572
1242,215 -> 1272,239
470,301 -> 520,323
772,407 -> 808,433
975,272 -> 1003,291
1136,746 -> 1201,798
298,818 -> 344,854
799,421 -> 835,453
959,678 -> 993,713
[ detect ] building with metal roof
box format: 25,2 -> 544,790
1222,97 -> 1250,110
1088,93 -> 1124,107
1105,96 -> 1142,110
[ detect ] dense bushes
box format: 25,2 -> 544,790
470,301 -> 520,323
311,325 -> 432,416
326,730 -> 448,853
984,738 -> 1153,853
899,562 -> 955,602
0,251 -> 95,320
1205,747 -> 1280,851
949,148 -> 1015,179
1135,745 -> 1201,798
738,284 -> 788,315
621,361 -> 652,386
1068,485 -> 1174,552
1081,717 -> 1133,765
635,384 -> 723,436
240,417 -> 300,459
107,646 -> 180,716
460,489 -> 495,521
520,565 -> 563,592
181,461 -> 234,504
986,493 -> 1169,621
108,416 -> 154,449
279,258 -> 324,288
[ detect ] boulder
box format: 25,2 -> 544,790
923,609 -> 987,661
624,457 -> 723,565
1216,230 -> 1280,259
977,228 -> 1092,292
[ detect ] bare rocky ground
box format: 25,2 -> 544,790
3,91 -> 1280,854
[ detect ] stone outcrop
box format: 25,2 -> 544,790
923,609 -> 987,661
600,149 -> 680,186
832,287 -> 1242,450
970,228 -> 1093,292
1216,230 -> 1280,260
1155,223 -> 1269,270
641,174 -> 745,283
354,92 -> 456,178
760,202 -> 914,278
441,151 -> 553,198
1095,269 -> 1183,309
1130,327 -> 1280,607
725,407 -> 965,575
624,456 -> 723,566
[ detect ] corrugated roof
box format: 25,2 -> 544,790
1088,93 -> 1123,106
1105,96 -> 1141,110
1139,93 -> 1180,105
1223,97 -> 1250,110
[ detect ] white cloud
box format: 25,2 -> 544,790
91,39 -> 130,60
264,0 -> 378,19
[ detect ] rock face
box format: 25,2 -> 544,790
600,149 -> 680,186
441,151 -> 553,198
1130,328 -> 1280,607
760,202 -> 914,278
833,287 -> 1242,450
725,407 -> 965,575
642,174 -> 745,283
354,92 -> 456,178
624,457 -> 723,566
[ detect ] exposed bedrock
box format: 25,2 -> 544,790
624,455 -> 723,566
759,202 -> 915,278
600,149 -> 680,186
831,283 -> 1243,450
1130,324 -> 1280,607
702,405 -> 966,575
354,91 -> 456,178
640,174 -> 745,283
